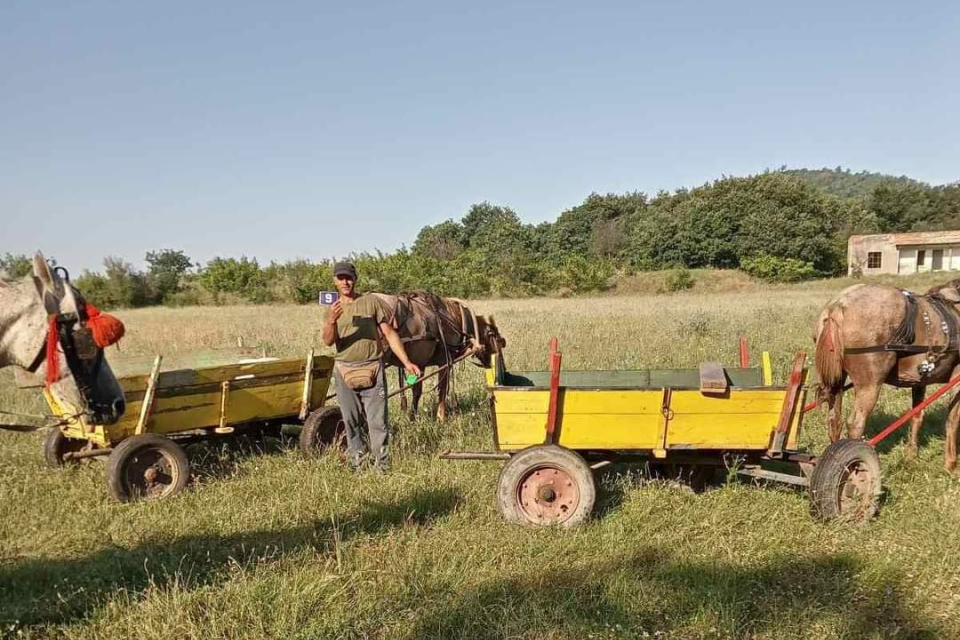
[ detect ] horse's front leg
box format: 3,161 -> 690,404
397,367 -> 409,415
436,369 -> 449,423
945,370 -> 960,475
848,382 -> 881,440
906,385 -> 926,461
410,377 -> 422,421
825,378 -> 846,443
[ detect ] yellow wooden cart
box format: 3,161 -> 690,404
34,347 -> 342,502
443,339 -> 882,527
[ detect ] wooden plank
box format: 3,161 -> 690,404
654,387 -> 672,458
698,362 -> 728,395
134,355 -> 162,435
218,381 -> 230,431
543,339 -> 562,445
117,356 -> 334,394
669,389 -> 788,414
762,352 -> 773,386
497,412 -> 662,450
299,349 -> 315,420
502,368 -> 763,389
767,352 -> 807,456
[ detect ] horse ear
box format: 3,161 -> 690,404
32,252 -> 55,289
32,252 -> 63,313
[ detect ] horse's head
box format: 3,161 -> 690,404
928,279 -> 960,303
472,315 -> 506,368
29,253 -> 126,425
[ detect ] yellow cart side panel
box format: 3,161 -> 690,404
492,386 -> 796,453
665,389 -> 785,449
45,355 -> 334,447
106,375 -> 332,443
494,388 -> 663,450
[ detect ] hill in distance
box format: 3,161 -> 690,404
781,166 -> 926,199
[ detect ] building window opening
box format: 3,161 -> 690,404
867,252 -> 882,269
918,250 -> 926,267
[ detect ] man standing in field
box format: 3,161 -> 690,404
322,262 -> 421,472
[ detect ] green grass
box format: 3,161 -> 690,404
1,277 -> 959,639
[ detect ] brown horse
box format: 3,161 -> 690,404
813,280 -> 960,473
373,291 -> 505,421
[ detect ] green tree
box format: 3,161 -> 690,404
199,257 -> 269,303
0,253 -> 32,279
74,257 -> 151,309
546,192 -> 646,262
413,220 -> 466,260
145,249 -> 194,304
868,183 -> 937,232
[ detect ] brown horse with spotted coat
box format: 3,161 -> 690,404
813,280 -> 960,474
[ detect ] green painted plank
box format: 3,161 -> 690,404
503,367 -> 764,389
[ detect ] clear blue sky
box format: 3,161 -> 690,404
3,1 -> 958,272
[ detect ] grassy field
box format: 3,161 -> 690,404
2,275 -> 959,639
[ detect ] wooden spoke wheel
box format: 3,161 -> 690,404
497,445 -> 595,527
809,439 -> 882,524
43,428 -> 92,468
106,434 -> 190,503
299,406 -> 346,458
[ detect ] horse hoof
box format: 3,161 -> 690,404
905,446 -> 919,462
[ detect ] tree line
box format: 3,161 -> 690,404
3,168 -> 958,308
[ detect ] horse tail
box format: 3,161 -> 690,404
815,307 -> 845,391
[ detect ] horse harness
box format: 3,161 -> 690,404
846,289 -> 960,375
25,282 -> 115,403
392,292 -> 482,361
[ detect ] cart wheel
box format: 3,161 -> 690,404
43,429 -> 91,468
809,439 -> 882,523
106,434 -> 190,503
299,406 -> 345,457
497,445 -> 596,527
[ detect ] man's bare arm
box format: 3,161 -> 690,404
379,322 -> 422,376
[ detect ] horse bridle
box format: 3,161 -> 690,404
26,278 -> 106,408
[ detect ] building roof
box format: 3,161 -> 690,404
849,230 -> 960,246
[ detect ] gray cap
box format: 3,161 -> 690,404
333,261 -> 357,279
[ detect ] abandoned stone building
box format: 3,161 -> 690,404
847,231 -> 960,276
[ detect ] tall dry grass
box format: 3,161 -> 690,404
1,276 -> 959,639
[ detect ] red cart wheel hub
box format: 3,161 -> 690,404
517,466 -> 580,524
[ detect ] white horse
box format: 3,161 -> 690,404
0,253 -> 125,428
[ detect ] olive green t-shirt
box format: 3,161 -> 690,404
334,295 -> 390,363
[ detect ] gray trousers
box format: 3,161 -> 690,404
333,364 -> 389,466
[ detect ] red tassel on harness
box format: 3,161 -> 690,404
45,315 -> 60,385
84,303 -> 125,348
44,303 -> 125,386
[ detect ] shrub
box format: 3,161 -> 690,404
665,267 -> 694,292
740,254 -> 818,283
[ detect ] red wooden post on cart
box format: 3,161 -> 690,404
767,351 -> 806,457
738,335 -> 750,368
544,338 -> 562,445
